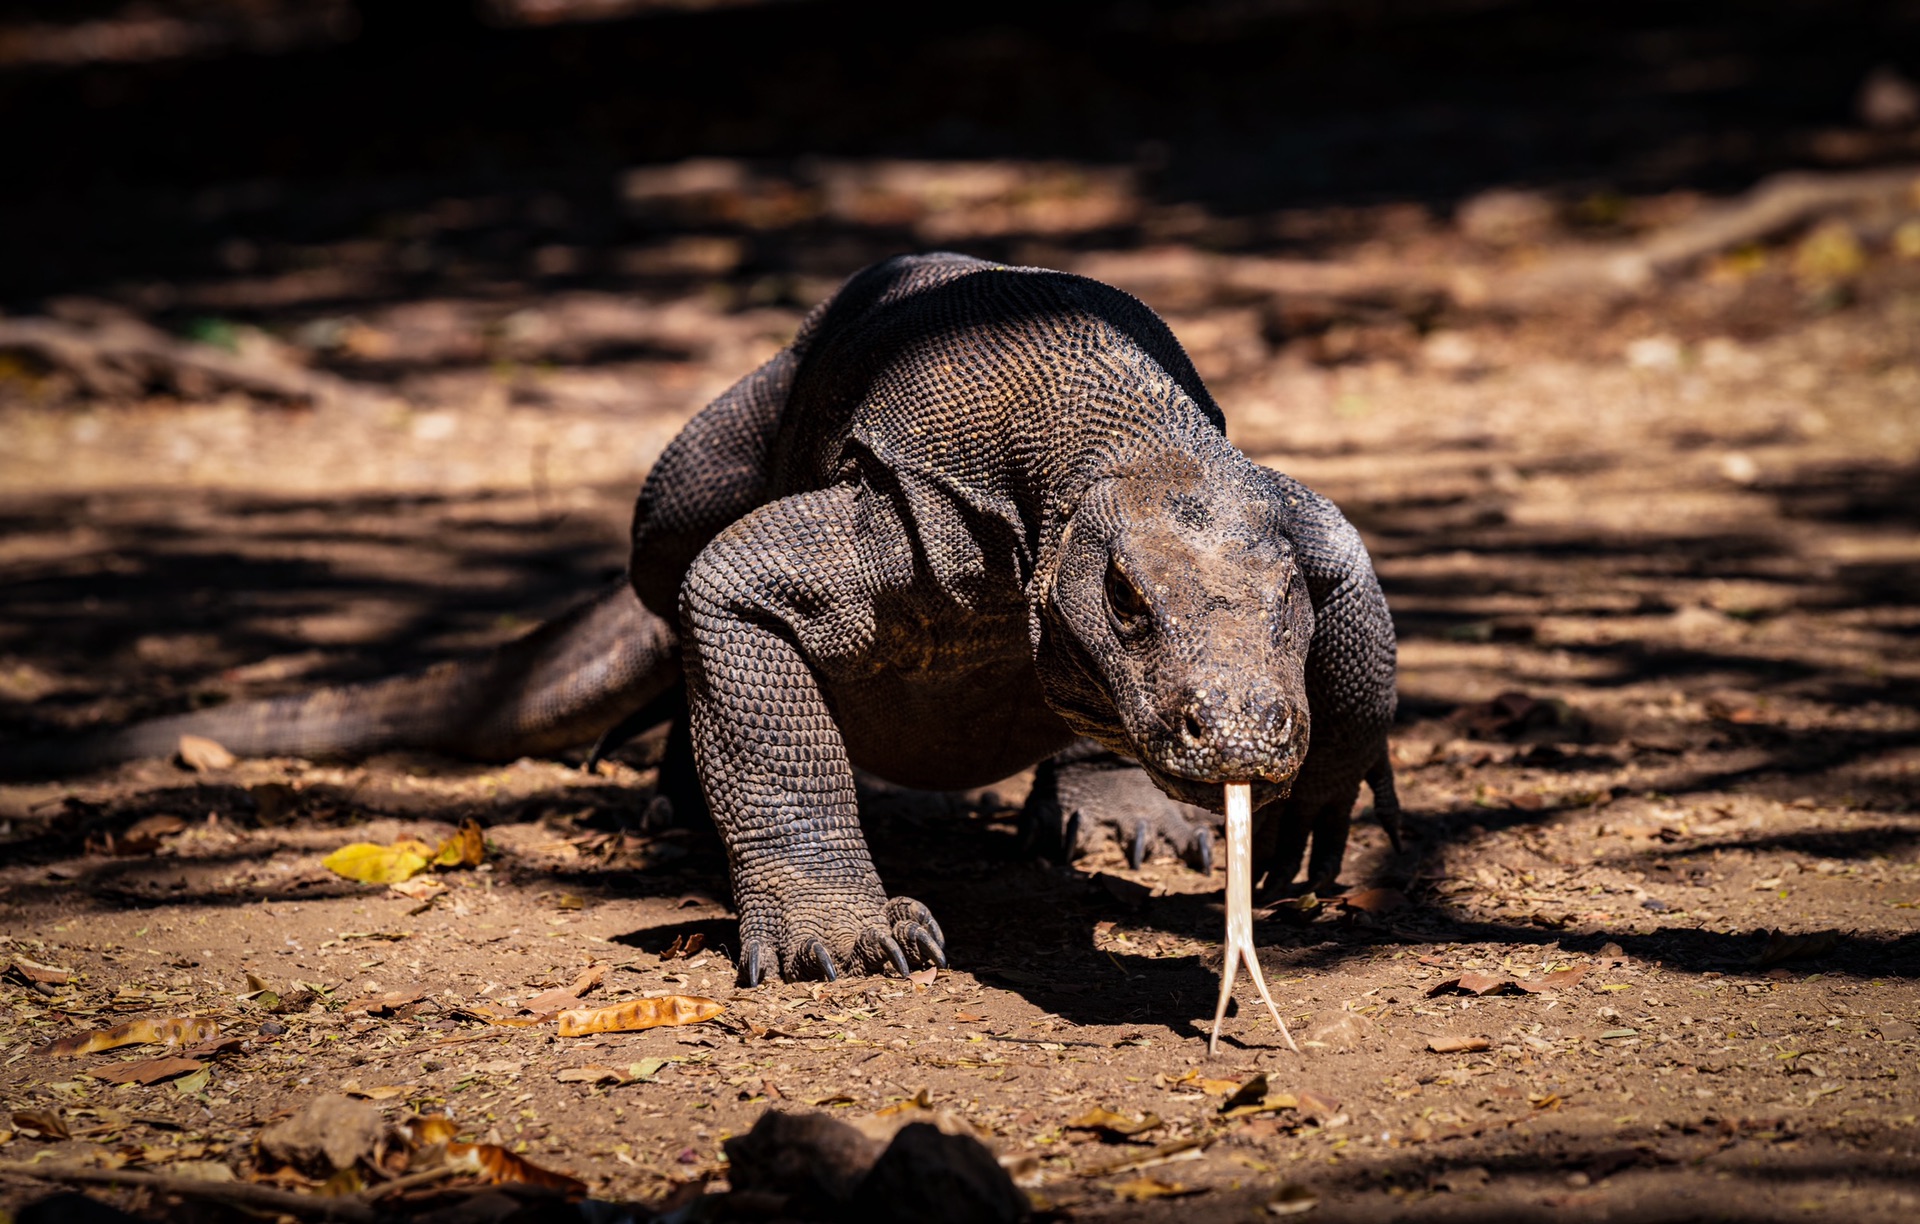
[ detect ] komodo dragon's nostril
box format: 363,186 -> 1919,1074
1181,709 -> 1206,747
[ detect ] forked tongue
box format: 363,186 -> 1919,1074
1208,782 -> 1297,1055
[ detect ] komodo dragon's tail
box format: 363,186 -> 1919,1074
0,583 -> 679,781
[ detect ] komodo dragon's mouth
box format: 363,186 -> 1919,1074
1138,762 -> 1293,815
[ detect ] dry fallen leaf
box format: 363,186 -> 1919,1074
341,990 -> 425,1016
47,1015 -> 220,1058
1066,1106 -> 1163,1139
323,839 -> 433,885
389,878 -> 448,902
172,1066 -> 211,1095
1172,1068 -> 1243,1095
87,813 -> 191,857
522,986 -> 582,1016
1214,1073 -> 1301,1120
556,994 -> 723,1037
1112,1175 -> 1199,1201
1515,966 -> 1592,993
445,1142 -> 587,1195
6,957 -> 72,986
88,1057 -> 206,1086
570,963 -> 609,996
658,932 -> 706,961
1078,1137 -> 1212,1179
1295,1090 -> 1342,1120
10,1110 -> 69,1140
1428,1036 -> 1492,1054
556,1065 -> 629,1085
432,819 -> 486,869
1334,887 -> 1409,915
1267,1183 -> 1319,1215
1218,1073 -> 1270,1112
176,734 -> 236,772
339,1082 -> 413,1101
908,965 -> 939,988
1428,971 -> 1510,997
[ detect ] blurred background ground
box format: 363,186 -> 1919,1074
0,2 -> 1917,1221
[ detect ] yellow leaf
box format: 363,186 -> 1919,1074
1113,1176 -> 1197,1201
46,1016 -> 220,1058
324,841 -> 430,885
556,995 -> 723,1037
433,820 -> 486,868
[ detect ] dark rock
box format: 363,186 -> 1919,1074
721,1109 -> 883,1214
847,1122 -> 1028,1224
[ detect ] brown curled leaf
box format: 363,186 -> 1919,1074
1514,966 -> 1592,993
88,1056 -> 206,1085
6,957 -> 73,986
569,963 -> 610,997
1335,887 -> 1410,915
555,994 -> 724,1037
433,819 -> 486,869
10,1110 -> 70,1140
1427,971 -> 1510,997
1428,1036 -> 1492,1054
1065,1106 -> 1163,1139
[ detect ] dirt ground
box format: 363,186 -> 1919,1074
3,154 -> 1920,1218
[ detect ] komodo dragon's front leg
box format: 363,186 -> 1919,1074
679,486 -> 947,984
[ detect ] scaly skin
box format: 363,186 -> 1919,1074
1,253 -> 1398,984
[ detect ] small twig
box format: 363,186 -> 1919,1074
358,1164 -> 460,1201
0,1160 -> 377,1222
0,315 -> 343,403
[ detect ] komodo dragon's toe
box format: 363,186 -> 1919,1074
738,895 -> 947,987
1023,744 -> 1217,873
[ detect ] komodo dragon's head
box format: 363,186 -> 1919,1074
1032,457 -> 1313,814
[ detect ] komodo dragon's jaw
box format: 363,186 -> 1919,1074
1032,467 -> 1317,812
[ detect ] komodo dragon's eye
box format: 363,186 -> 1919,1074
1104,558 -> 1151,635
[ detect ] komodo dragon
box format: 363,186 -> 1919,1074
2,253 -> 1400,993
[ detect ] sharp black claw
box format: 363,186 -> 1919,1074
1190,824 -> 1214,874
810,940 -> 839,982
1130,821 -> 1150,869
912,928 -> 948,968
881,934 -> 912,980
741,943 -> 766,988
1062,810 -> 1083,860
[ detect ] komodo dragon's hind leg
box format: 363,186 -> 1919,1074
1022,741 -> 1216,872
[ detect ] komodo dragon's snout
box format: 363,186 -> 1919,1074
1034,469 -> 1316,815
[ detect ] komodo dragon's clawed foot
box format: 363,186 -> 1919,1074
737,895 -> 947,986
1023,744 -> 1215,873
